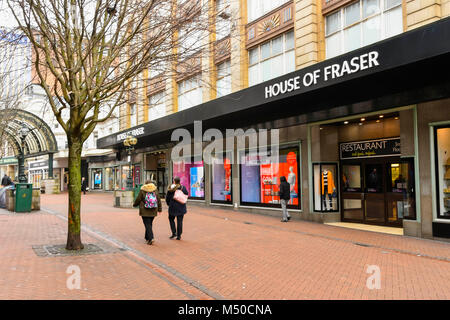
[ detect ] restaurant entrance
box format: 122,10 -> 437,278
340,157 -> 415,227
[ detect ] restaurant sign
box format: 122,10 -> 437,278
340,137 -> 401,159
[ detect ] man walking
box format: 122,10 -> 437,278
81,177 -> 87,195
279,176 -> 291,222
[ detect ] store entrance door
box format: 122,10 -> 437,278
340,158 -> 414,226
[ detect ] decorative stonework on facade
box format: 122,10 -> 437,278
246,1 -> 294,49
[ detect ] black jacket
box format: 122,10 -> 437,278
165,184 -> 188,216
81,179 -> 87,191
279,181 -> 291,201
1,176 -> 11,186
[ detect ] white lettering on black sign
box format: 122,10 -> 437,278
264,51 -> 380,99
116,127 -> 145,142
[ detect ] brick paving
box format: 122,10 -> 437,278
0,192 -> 449,300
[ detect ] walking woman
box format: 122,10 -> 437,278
133,180 -> 162,245
166,177 -> 189,240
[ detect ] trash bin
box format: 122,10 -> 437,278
15,183 -> 33,213
134,184 -> 143,202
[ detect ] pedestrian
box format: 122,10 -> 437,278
166,176 -> 188,240
81,177 -> 87,195
133,180 -> 162,245
279,176 -> 291,222
1,174 -> 11,187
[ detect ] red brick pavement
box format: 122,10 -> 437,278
1,192 -> 449,300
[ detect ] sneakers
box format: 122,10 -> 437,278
169,234 -> 177,239
176,237 -> 181,240
287,216 -> 291,221
147,239 -> 154,245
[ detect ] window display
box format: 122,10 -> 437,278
313,163 -> 339,212
240,146 -> 300,209
172,159 -> 205,199
211,153 -> 232,203
435,126 -> 450,219
92,169 -> 103,190
341,165 -> 361,192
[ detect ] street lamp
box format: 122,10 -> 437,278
123,135 -> 137,190
17,124 -> 30,183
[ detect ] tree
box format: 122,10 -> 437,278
4,0 -> 235,250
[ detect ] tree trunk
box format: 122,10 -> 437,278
66,136 -> 84,250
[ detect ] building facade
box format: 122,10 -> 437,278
98,0 -> 450,240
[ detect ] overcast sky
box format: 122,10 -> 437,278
0,2 -> 18,29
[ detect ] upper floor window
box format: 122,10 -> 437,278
325,0 -> 403,59
148,91 -> 166,121
247,0 -> 290,23
129,103 -> 137,127
178,74 -> 203,111
216,0 -> 231,40
178,18 -> 203,60
216,60 -> 231,97
248,30 -> 295,87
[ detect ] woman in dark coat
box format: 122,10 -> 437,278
133,180 -> 162,245
165,177 -> 188,240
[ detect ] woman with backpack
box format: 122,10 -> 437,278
133,180 -> 162,245
166,177 -> 189,240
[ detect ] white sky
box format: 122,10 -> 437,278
0,1 -> 18,29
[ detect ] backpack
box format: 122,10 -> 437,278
144,192 -> 158,209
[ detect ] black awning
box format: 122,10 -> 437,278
98,17 -> 450,150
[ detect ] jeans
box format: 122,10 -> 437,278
281,199 -> 291,221
169,215 -> 184,238
142,216 -> 155,241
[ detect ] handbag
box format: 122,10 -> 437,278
173,188 -> 188,204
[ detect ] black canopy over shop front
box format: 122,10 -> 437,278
98,17 -> 450,151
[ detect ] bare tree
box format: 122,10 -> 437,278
4,0 -> 237,250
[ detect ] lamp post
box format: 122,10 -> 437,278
123,135 -> 137,190
17,125 -> 30,183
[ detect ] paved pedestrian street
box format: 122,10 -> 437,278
0,193 -> 449,300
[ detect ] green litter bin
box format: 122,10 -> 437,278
134,184 -> 143,202
15,183 -> 33,213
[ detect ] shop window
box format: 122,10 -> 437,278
211,152 -> 233,204
325,0 -> 403,59
216,60 -> 231,97
91,169 -> 103,190
313,163 -> 339,212
435,126 -> 450,219
387,162 -> 415,221
121,165 -> 130,190
342,164 -> 362,192
239,145 -> 300,209
248,30 -> 295,87
172,158 -> 205,199
177,75 -> 203,111
104,167 -> 114,191
247,0 -> 290,23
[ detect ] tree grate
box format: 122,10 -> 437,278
32,244 -> 108,257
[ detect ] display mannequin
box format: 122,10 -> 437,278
321,169 -> 336,211
287,167 -> 297,204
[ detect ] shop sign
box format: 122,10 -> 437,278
264,51 -> 380,99
340,137 -> 401,159
116,127 -> 145,143
29,160 -> 48,169
0,157 -> 18,165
